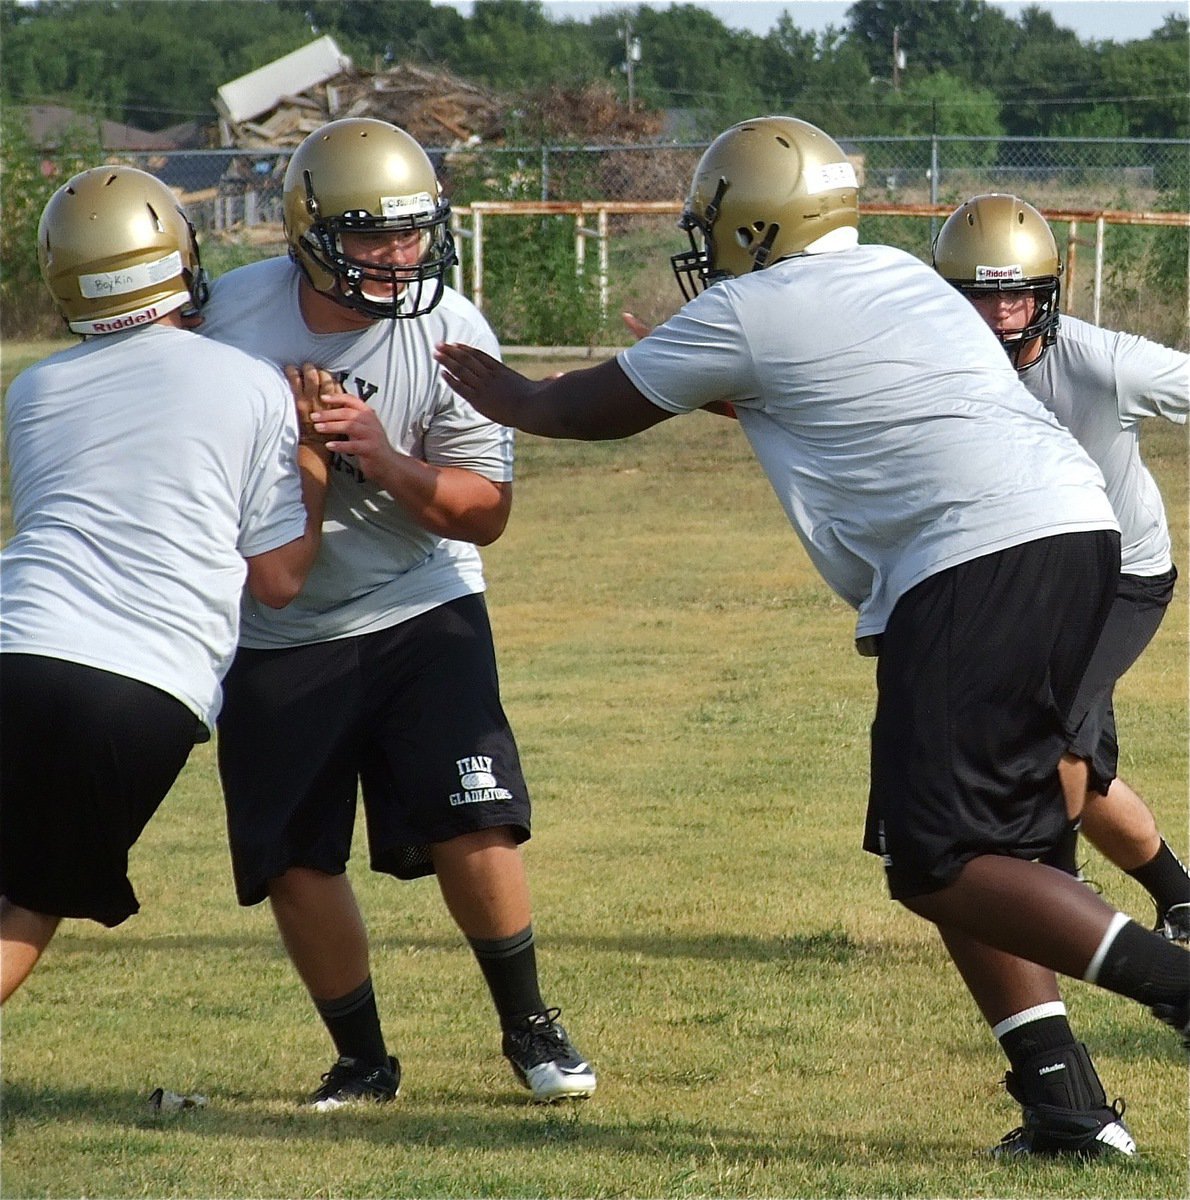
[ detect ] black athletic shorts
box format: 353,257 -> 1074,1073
863,531 -> 1119,901
1065,566 -> 1176,795
216,593 -> 531,906
0,654 -> 200,926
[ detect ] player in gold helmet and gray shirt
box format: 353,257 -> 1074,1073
1,167 -> 325,1009
435,115 -> 1190,1159
200,118 -> 594,1110
934,194 -> 1189,942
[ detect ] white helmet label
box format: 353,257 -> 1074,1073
380,192 -> 436,218
803,161 -> 857,195
79,251 -> 183,298
975,264 -> 1026,282
69,290 -> 190,335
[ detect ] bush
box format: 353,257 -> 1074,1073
0,109 -> 101,338
474,213 -> 604,347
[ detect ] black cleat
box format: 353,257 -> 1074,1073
502,1008 -> 596,1102
1156,902 -> 1190,944
993,1098 -> 1136,1159
307,1055 -> 400,1111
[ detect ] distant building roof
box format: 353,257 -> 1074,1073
22,103 -> 187,151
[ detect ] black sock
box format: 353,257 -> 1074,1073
313,976 -> 389,1065
996,1007 -> 1077,1073
468,925 -> 546,1028
1127,841 -> 1190,914
1091,917 -> 1190,1007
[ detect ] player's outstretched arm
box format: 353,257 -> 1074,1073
434,343 -> 672,441
620,312 -> 735,420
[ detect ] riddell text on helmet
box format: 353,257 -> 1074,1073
88,307 -> 159,334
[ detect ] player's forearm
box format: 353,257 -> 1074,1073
513,361 -> 671,441
244,443 -> 330,607
371,451 -> 511,545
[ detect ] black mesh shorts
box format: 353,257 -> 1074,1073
216,593 -> 531,905
1065,566 -> 1176,795
863,531 -> 1119,900
0,654 -> 200,926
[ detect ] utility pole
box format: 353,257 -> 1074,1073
622,21 -> 641,110
892,24 -> 905,91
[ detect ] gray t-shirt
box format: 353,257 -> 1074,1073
1020,315 -> 1187,576
200,256 -> 511,648
1,324 -> 307,727
619,244 -> 1118,642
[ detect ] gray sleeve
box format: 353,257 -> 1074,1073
237,369 -> 308,557
1114,330 -> 1189,426
619,286 -> 758,414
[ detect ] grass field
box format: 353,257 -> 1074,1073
1,345 -> 1187,1199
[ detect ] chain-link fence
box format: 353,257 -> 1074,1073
108,135 -> 1186,347
120,135 -> 1188,231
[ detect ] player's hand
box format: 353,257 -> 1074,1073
309,392 -> 398,477
434,342 -> 537,425
621,311 -> 652,341
285,363 -> 337,451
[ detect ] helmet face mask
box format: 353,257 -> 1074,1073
284,118 -> 456,320
672,116 -> 859,301
38,166 -> 208,336
932,193 -> 1061,369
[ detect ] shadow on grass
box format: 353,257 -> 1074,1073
51,927 -> 872,963
0,1077 -> 1020,1169
41,930 -> 1179,1066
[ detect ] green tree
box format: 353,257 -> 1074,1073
448,0 -> 600,90
595,4 -> 769,132
846,0 -> 1019,89
0,106 -> 102,336
1095,24 -> 1190,139
282,0 -> 468,67
0,0 -> 314,130
881,70 -> 1002,146
782,27 -> 883,136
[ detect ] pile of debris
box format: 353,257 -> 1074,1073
215,35 -> 661,151
232,62 -> 508,149
215,37 -> 506,148
515,82 -> 664,143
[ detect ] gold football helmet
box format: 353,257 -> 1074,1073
933,193 -> 1061,367
672,115 -> 860,300
283,117 -> 456,319
38,166 -> 208,336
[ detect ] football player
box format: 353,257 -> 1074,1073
199,118 -> 594,1109
934,192 -> 1189,941
435,115 -> 1189,1158
1,167 -> 325,1005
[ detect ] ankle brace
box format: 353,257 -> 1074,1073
1004,1041 -> 1109,1112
